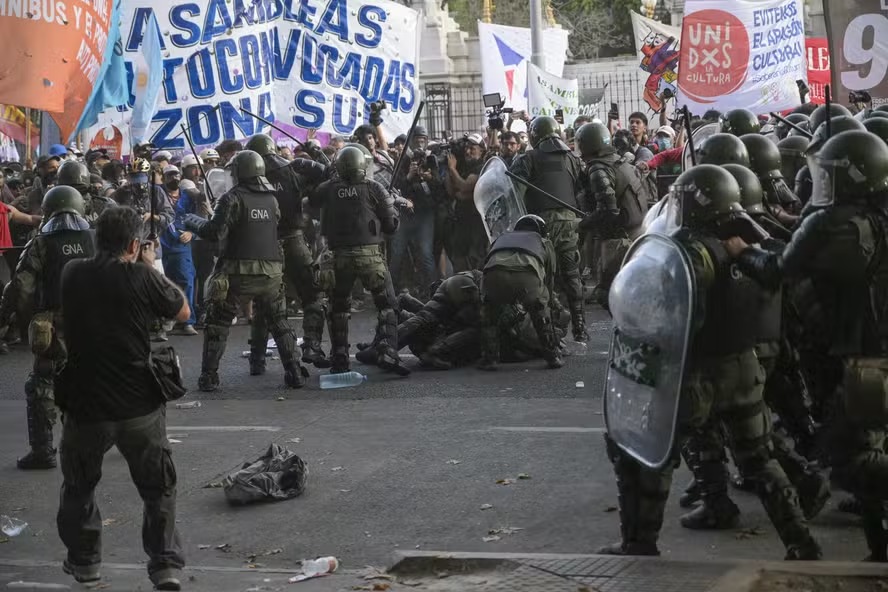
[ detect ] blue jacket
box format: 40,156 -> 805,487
160,190 -> 197,255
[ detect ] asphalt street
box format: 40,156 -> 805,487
0,304 -> 871,591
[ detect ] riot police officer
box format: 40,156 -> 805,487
57,160 -> 116,228
184,150 -> 307,391
600,164 -> 821,560
740,133 -> 802,217
309,145 -> 407,376
575,122 -> 648,309
696,133 -> 751,167
795,117 -> 866,212
244,133 -> 330,371
478,214 -> 562,371
719,108 -> 761,136
509,117 -> 588,341
0,186 -> 95,469
724,130 -> 888,561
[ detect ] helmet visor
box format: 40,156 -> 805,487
807,153 -> 849,207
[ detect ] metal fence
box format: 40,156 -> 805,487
418,69 -> 649,140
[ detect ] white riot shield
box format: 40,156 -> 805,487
682,122 -> 719,171
206,167 -> 234,202
641,195 -> 681,236
473,157 -> 526,241
604,233 -> 695,468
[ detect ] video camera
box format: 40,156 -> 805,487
484,92 -> 513,131
850,90 -> 872,105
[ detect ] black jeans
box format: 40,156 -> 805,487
57,406 -> 184,578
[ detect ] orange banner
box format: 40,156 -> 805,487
0,2 -> 115,139
0,105 -> 39,146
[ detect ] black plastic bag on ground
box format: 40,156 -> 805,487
222,443 -> 308,505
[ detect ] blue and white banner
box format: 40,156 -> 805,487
89,0 -> 421,150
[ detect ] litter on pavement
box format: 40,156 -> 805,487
222,444 -> 308,505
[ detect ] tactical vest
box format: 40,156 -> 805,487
688,235 -> 763,357
614,161 -> 649,230
265,155 -> 304,235
848,209 -> 888,356
321,181 -> 383,249
39,229 -> 96,312
523,150 -> 579,214
483,231 -> 547,270
223,189 -> 282,262
755,287 -> 782,345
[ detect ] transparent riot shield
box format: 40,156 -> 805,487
603,233 -> 695,468
206,167 -> 234,202
682,122 -> 719,171
473,157 -> 527,241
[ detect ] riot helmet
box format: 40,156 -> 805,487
230,150 -> 266,182
809,103 -> 853,133
775,113 -> 810,140
808,131 -> 888,207
719,108 -> 761,136
574,122 -> 612,159
513,214 -> 548,238
335,145 -> 369,184
868,110 -> 888,121
42,185 -> 85,218
806,115 -> 866,154
740,133 -> 783,179
864,117 -> 888,145
696,133 -> 751,167
245,133 -> 276,156
723,164 -> 766,215
529,116 -> 561,148
777,136 -> 809,182
673,164 -> 744,226
57,160 -> 91,191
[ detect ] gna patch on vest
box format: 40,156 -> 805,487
337,186 -> 359,198
62,243 -> 86,256
250,208 -> 271,220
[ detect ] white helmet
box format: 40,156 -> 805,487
182,154 -> 203,169
199,148 -> 220,161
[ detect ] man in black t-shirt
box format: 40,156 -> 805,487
55,207 -> 190,591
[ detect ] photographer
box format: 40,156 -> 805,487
390,126 -> 439,297
444,133 -> 488,272
55,206 -> 189,591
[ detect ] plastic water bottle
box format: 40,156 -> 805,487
319,372 -> 367,390
301,556 -> 339,577
1,515 -> 28,537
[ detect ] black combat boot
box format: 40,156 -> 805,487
530,308 -> 564,369
597,436 -> 662,556
301,303 -> 330,368
784,538 -> 823,560
681,440 -> 739,530
796,471 -> 830,521
477,324 -> 499,371
377,346 -> 410,376
329,353 -> 350,374
17,404 -> 56,470
679,478 -> 702,508
328,313 -> 351,374
284,361 -> 307,389
248,338 -> 267,376
861,502 -> 888,562
838,496 -> 863,515
197,371 -> 219,392
570,305 -> 589,342
680,495 -> 740,530
301,342 -> 331,368
418,350 -> 453,370
355,347 -> 379,365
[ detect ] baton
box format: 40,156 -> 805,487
179,123 -> 216,206
238,107 -> 331,166
389,101 -> 426,192
148,168 -> 157,242
825,84 -> 832,139
505,171 -> 586,217
150,104 -> 221,157
769,112 -> 814,139
682,105 -> 697,167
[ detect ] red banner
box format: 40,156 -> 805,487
806,38 -> 831,104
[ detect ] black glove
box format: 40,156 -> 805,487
369,112 -> 384,127
183,213 -> 207,234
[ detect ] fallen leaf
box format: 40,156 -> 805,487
496,479 -> 514,486
480,504 -> 493,511
263,548 -> 282,556
198,544 -> 211,550
203,481 -> 223,489
101,518 -> 117,526
735,527 -> 766,540
604,506 -> 617,513
445,459 -> 461,465
287,438 -> 302,444
216,543 -> 232,552
276,396 -> 286,401
482,535 -> 501,542
372,584 -> 391,591
517,473 -> 532,480
331,466 -> 344,472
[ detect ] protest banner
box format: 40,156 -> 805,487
0,0 -> 122,140
677,0 -> 807,115
88,0 -> 421,150
806,38 -> 830,104
527,63 -> 579,127
824,1 -> 888,107
0,105 -> 39,147
631,11 -> 681,114
477,22 -> 570,113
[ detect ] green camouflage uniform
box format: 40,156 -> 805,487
602,230 -> 819,559
0,213 -> 94,468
